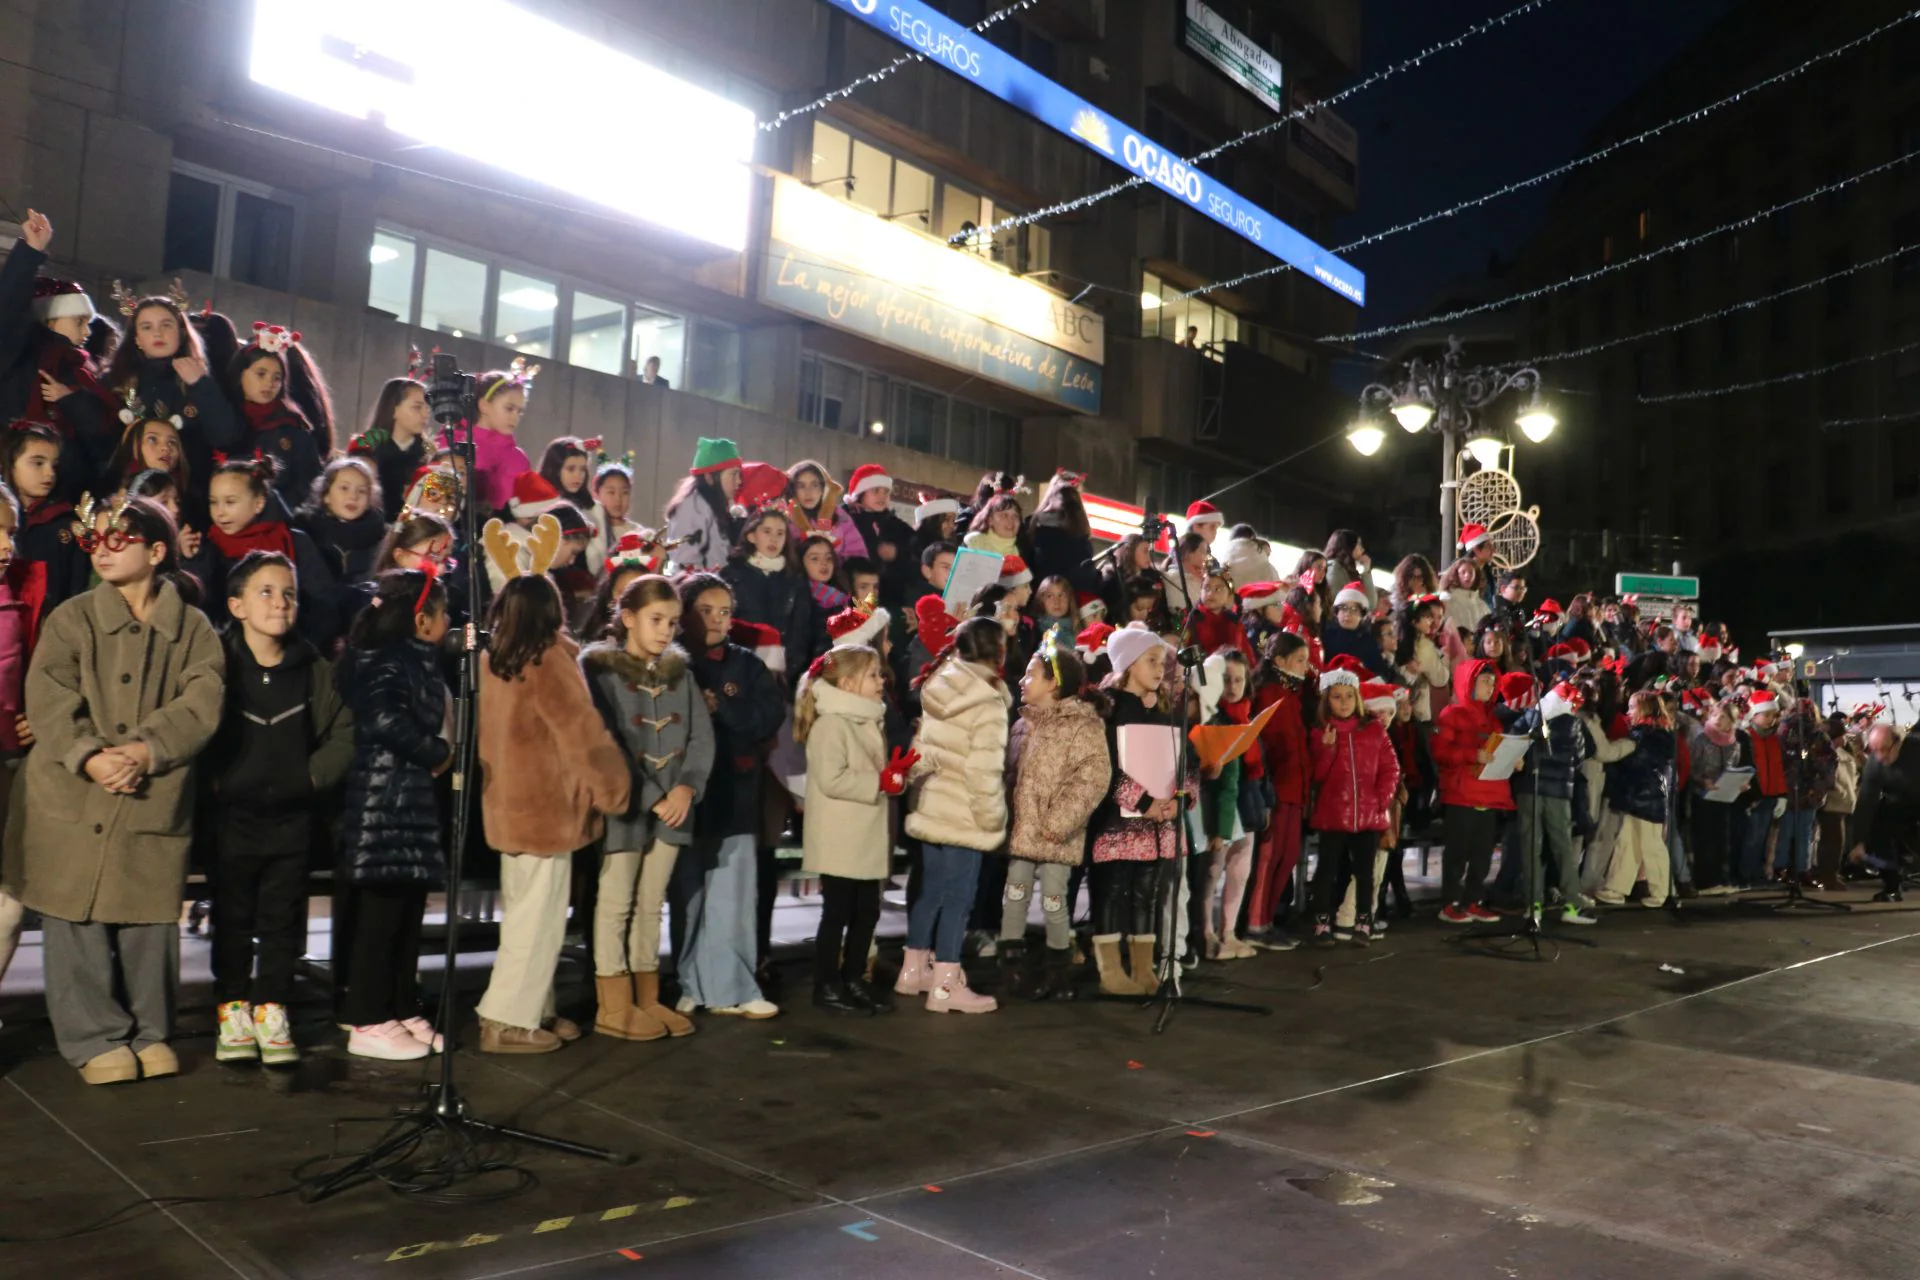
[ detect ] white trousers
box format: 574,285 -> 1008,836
475,852 -> 570,1031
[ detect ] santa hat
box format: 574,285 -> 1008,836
1237,581 -> 1285,611
997,554 -> 1032,589
1075,620 -> 1115,659
1076,591 -> 1106,622
1540,680 -> 1585,721
1565,636 -> 1592,661
1324,654 -> 1371,680
1751,660 -> 1780,683
1360,680 -> 1400,716
827,600 -> 890,648
689,437 -> 742,476
1184,499 -> 1224,530
1104,622 -> 1165,678
914,494 -> 959,525
1333,581 -> 1370,610
32,276 -> 93,323
604,531 -> 664,577
1498,671 -> 1537,708
730,619 -> 786,675
509,471 -> 568,521
1747,688 -> 1780,720
848,464 -> 892,501
1458,522 -> 1491,551
1546,643 -> 1576,662
1318,665 -> 1360,692
1697,638 -> 1724,659
1534,597 -> 1564,617
734,461 -> 789,513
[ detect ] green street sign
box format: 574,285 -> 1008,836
1615,572 -> 1699,599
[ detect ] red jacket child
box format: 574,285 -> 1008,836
1192,606 -> 1254,666
1309,711 -> 1400,834
1431,657 -> 1515,811
1253,670 -> 1311,807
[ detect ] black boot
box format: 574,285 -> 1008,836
842,978 -> 892,1015
1033,946 -> 1077,1001
813,982 -> 865,1014
997,940 -> 1028,999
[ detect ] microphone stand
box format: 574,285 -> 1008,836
304,407 -> 630,1202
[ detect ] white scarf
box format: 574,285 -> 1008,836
749,552 -> 786,573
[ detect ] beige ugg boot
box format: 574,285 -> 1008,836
595,973 -> 666,1042
1127,935 -> 1163,994
636,970 -> 695,1037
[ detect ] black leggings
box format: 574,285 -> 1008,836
813,875 -> 881,985
1091,860 -> 1164,936
338,884 -> 427,1027
1442,806 -> 1501,909
1310,830 -> 1378,922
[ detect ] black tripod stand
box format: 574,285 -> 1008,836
305,366 -> 629,1202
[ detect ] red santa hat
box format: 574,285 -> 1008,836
729,619 -> 786,675
1324,654 -> 1371,681
848,464 -> 892,501
1747,688 -> 1780,720
1076,591 -> 1107,623
1565,636 -> 1592,660
1540,680 -> 1585,721
1458,522 -> 1491,551
1333,581 -> 1370,610
1075,620 -> 1115,659
1360,680 -> 1400,716
1498,671 -> 1537,708
997,554 -> 1032,589
914,493 -> 959,525
32,276 -> 94,323
827,599 -> 890,648
1237,581 -> 1285,611
1546,643 -> 1577,661
1104,622 -> 1166,678
508,471 -> 568,521
1184,499 -> 1224,530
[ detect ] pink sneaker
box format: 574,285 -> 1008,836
399,1016 -> 445,1053
925,962 -> 997,1014
893,948 -> 934,996
348,1021 -> 430,1061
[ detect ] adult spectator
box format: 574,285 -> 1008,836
1323,529 -> 1374,612
1026,475 -> 1098,595
1388,553 -> 1438,613
1850,725 -> 1920,901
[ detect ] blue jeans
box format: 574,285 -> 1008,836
1776,808 -> 1816,876
673,834 -> 763,1009
906,843 -> 982,963
1737,805 -> 1775,884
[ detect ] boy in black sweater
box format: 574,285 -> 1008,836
207,551 -> 353,1065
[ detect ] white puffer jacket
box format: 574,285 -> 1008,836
904,658 -> 1013,852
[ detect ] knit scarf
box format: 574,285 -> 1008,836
1700,720 -> 1736,748
242,398 -> 296,432
748,552 -> 786,574
209,518 -> 295,562
1218,696 -> 1251,725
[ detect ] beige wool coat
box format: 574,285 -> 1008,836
18,581 -> 225,924
904,657 -> 1012,852
800,680 -> 891,880
1007,696 -> 1112,866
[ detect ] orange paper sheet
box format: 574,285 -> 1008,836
1187,702 -> 1279,772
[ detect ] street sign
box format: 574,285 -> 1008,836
1615,572 -> 1699,599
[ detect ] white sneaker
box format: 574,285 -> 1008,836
253,1002 -> 299,1066
398,1016 -> 443,1054
710,999 -> 780,1019
675,995 -> 699,1015
347,1021 -> 430,1061
216,1001 -> 257,1062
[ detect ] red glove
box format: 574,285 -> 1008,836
880,746 -> 920,796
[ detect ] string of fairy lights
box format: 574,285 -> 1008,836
1178,7 -> 1920,304
1635,337 -> 1920,403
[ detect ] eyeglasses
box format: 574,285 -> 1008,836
77,526 -> 148,554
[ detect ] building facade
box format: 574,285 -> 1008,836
1,0 -> 1367,537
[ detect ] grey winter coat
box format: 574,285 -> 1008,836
581,641 -> 714,850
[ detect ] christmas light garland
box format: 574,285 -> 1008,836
1325,144 -> 1920,344
1638,338 -> 1920,402
760,0 -> 1042,132
1509,241 -> 1920,368
1819,410 -> 1920,431
948,0 -> 1562,247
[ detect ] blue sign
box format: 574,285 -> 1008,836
762,241 -> 1103,413
820,0 -> 1366,306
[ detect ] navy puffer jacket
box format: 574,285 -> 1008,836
335,639 -> 449,886
1608,723 -> 1674,824
1509,706 -> 1590,800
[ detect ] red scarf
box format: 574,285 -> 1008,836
243,398 -> 304,434
1218,696 -> 1251,725
208,518 -> 295,562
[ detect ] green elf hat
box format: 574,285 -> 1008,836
689,437 -> 742,476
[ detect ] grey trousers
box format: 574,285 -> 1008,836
1515,793 -> 1578,908
1000,859 -> 1072,949
42,917 -> 178,1068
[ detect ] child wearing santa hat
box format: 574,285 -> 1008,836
1430,658 -> 1514,924
1595,691 -> 1677,908
842,464 -> 916,604
1322,580 -> 1392,678
1184,500 -> 1225,543
1732,687 -> 1788,889
1245,631 -> 1313,949
1507,680 -> 1597,924
1306,664 -> 1399,945
2,210 -> 118,500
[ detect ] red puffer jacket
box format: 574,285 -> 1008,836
1253,673 -> 1311,806
1308,714 -> 1400,833
1431,657 -> 1515,811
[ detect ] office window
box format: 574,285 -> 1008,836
632,305 -> 686,386
494,270 -> 558,357
1142,270 -> 1235,361
570,291 -> 626,374
368,230 -> 417,323
890,161 -> 934,233
849,138 -> 892,217
688,321 -> 742,403
810,121 -> 853,197
800,355 -> 865,432
421,249 -> 487,339
162,164 -> 299,289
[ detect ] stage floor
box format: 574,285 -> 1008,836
5,892 -> 1920,1279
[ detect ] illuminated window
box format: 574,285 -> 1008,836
1140,270 -> 1235,361
494,270 -> 558,357
421,249 -> 487,340
368,231 -> 417,323
570,291 -> 626,375
631,305 -> 686,388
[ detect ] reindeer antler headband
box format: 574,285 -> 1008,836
110,278 -> 191,319
482,515 -> 562,582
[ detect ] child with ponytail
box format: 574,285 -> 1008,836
18,496 -> 224,1084
465,363 -> 536,515
224,323 -> 332,505
999,633 -> 1111,1000
797,644 -> 908,1015
205,455 -> 339,646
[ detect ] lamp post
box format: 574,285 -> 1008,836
1347,335 -> 1555,560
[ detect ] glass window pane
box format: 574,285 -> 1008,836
818,358 -> 861,431
891,161 -> 933,232
1026,224 -> 1050,276
631,306 -> 686,388
689,321 -> 741,402
1141,271 -> 1163,339
162,172 -> 220,276
949,400 -> 983,466
367,230 -> 416,322
902,386 -> 943,455
811,121 -> 853,197
493,270 -> 557,356
569,290 -> 625,374
865,375 -> 889,438
850,139 -> 891,216
421,249 -> 487,339
940,185 -> 981,244
230,191 -> 296,291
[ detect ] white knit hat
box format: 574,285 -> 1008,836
914,495 -> 959,525
1104,622 -> 1165,680
1333,581 -> 1370,610
1318,667 -> 1360,692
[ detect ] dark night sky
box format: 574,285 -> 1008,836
1337,0 -> 1739,326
